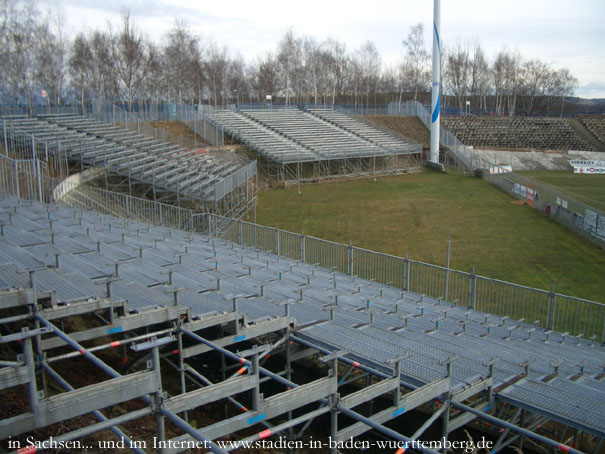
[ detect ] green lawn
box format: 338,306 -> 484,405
519,170 -> 605,211
254,169 -> 605,303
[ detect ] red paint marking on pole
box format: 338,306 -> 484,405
18,447 -> 37,454
79,349 -> 85,355
239,404 -> 248,412
352,361 -> 360,368
265,353 -> 271,360
110,341 -> 121,348
237,366 -> 248,375
172,349 -> 179,355
558,444 -> 570,453
240,358 -> 246,364
259,429 -> 271,439
123,357 -> 128,364
395,448 -> 406,454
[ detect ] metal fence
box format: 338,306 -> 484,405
2,154 -> 604,341
0,155 -> 196,231
204,214 -> 605,341
387,100 -> 497,172
388,101 -> 605,249
487,172 -> 605,247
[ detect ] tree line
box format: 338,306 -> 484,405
0,0 -> 579,116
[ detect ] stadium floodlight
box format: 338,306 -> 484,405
429,0 -> 443,170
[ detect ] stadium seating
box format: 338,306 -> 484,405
1,196 -> 603,437
441,116 -> 597,151
2,114 -> 240,201
207,110 -> 319,163
577,115 -> 605,147
207,108 -> 418,163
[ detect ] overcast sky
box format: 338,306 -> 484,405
43,0 -> 605,99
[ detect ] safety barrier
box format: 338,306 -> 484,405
205,214 -> 605,341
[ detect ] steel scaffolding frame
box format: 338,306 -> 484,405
0,196 -> 602,454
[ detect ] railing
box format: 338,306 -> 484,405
204,213 -> 605,341
0,156 -> 195,232
486,172 -> 605,247
2,155 -> 604,342
388,100 -> 496,172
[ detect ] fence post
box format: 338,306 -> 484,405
3,119 -> 7,156
253,221 -> 257,248
469,267 -> 476,309
13,159 -> 19,199
238,219 -> 243,245
275,226 -> 280,256
35,159 -> 42,202
347,242 -> 353,276
445,235 -> 451,303
301,232 -> 305,263
403,254 -> 409,291
546,285 -> 556,331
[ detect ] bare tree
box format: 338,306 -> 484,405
162,20 -> 201,104
109,10 -> 151,110
277,28 -> 302,104
551,68 -> 578,117
228,54 -> 248,106
69,33 -> 93,110
249,52 -> 279,103
492,48 -> 522,116
468,41 -> 489,112
0,0 -> 38,107
89,30 -> 118,104
519,58 -> 550,115
321,38 -> 347,105
402,23 -> 430,101
206,41 -> 229,107
355,41 -> 381,106
35,6 -> 69,107
445,40 -> 470,112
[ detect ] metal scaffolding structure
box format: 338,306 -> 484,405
1,114 -> 257,218
0,195 -> 603,453
205,107 -> 422,185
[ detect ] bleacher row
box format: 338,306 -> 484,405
1,196 -> 604,436
207,108 -> 419,164
442,117 -> 598,151
2,114 -> 240,201
578,116 -> 605,146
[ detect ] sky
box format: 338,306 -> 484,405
41,0 -> 605,99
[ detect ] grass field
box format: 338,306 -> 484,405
255,169 -> 605,303
519,170 -> 605,211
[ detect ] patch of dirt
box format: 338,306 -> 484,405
148,121 -> 202,141
366,116 -> 431,149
